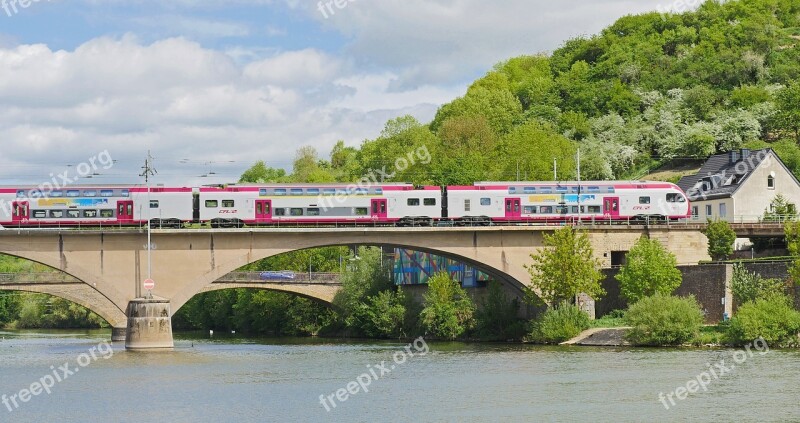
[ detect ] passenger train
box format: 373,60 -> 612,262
0,181 -> 691,228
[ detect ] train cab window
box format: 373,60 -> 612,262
480,198 -> 491,206
666,193 -> 686,203
32,210 -> 47,218
408,198 -> 420,206
464,199 -> 471,212
424,198 -> 436,206
67,210 -> 81,218
49,210 -> 64,218
150,200 -> 159,208
51,190 -> 63,197
222,200 -> 235,208
83,190 -> 97,197
100,209 -> 115,218
100,190 -> 114,197
355,208 -> 368,216
274,208 -> 286,216
639,197 -> 651,204
83,210 -> 98,218
540,206 -> 553,214
275,189 -> 287,196
290,208 -> 304,216
205,200 -> 218,208
68,190 -> 81,197
523,206 -> 536,214
307,208 -> 320,216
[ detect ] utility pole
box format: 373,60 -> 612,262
140,151 -> 157,298
576,149 -> 581,224
553,158 -> 557,180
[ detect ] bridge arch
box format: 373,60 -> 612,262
0,284 -> 128,328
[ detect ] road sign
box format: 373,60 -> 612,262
143,279 -> 155,290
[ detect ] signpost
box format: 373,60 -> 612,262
143,278 -> 155,297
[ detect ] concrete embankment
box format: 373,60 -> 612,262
561,327 -> 631,346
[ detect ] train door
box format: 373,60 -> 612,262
12,201 -> 28,224
505,198 -> 521,220
603,197 -> 620,218
117,200 -> 134,223
371,199 -> 388,220
255,200 -> 272,223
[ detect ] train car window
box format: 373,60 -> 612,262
424,198 -> 436,206
84,190 -> 97,197
523,206 -> 536,214
274,208 -> 286,216
256,203 -> 262,214
100,190 -> 114,197
540,187 -> 552,193
639,197 -> 651,204
571,187 -> 580,193
588,186 -> 600,192
464,199 -> 471,212
375,188 -> 383,195
354,188 -> 367,195
16,190 -> 26,198
540,206 -> 553,214
274,189 -> 287,196
67,210 -> 81,218
259,188 -> 268,196
205,200 -> 218,208
32,210 -> 47,218
68,190 -> 81,197
83,210 -> 98,218
322,188 -> 336,195
556,206 -> 567,214
571,206 -> 579,213
307,189 -> 320,195
307,208 -> 320,216
264,204 -> 271,214
290,208 -> 304,216
121,190 -> 130,197
222,200 -> 235,208
49,210 -> 64,218
355,208 -> 368,216
480,198 -> 491,206
290,189 -> 304,195
587,206 -> 601,213
150,200 -> 159,208
29,190 -> 43,198
556,187 -> 568,193
523,187 -> 536,194
408,198 -> 420,206
100,209 -> 115,218
51,190 -> 63,197
508,187 -> 517,194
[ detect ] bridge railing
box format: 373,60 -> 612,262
0,272 -> 81,284
216,271 -> 342,284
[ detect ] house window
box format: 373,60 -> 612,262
407,198 -> 420,206
706,205 -> 712,217
719,203 -> 727,218
768,175 -> 775,190
692,206 -> 698,218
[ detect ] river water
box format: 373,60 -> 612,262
1,329 -> 799,422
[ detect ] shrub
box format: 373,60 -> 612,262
421,273 -> 475,340
616,236 -> 682,303
624,295 -> 703,346
726,294 -> 800,346
730,263 -> 786,305
530,303 -> 590,344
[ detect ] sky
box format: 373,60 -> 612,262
0,0 -> 682,187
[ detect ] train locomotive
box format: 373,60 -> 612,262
0,181 -> 690,228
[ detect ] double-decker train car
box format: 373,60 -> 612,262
198,183 -> 442,227
0,185 -> 193,228
446,181 -> 690,224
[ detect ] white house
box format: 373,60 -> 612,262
677,148 -> 800,223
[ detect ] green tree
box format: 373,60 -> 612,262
332,247 -> 393,331
420,272 -> 475,339
730,263 -> 785,306
357,289 -> 408,339
703,220 -> 736,261
752,195 -> 797,251
785,221 -> 800,286
775,82 -> 800,142
616,236 -> 682,303
526,226 -> 604,306
239,161 -> 287,183
473,281 -> 524,341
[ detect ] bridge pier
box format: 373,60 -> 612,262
124,298 -> 174,350
111,327 -> 127,342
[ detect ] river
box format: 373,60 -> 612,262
1,329 -> 799,422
